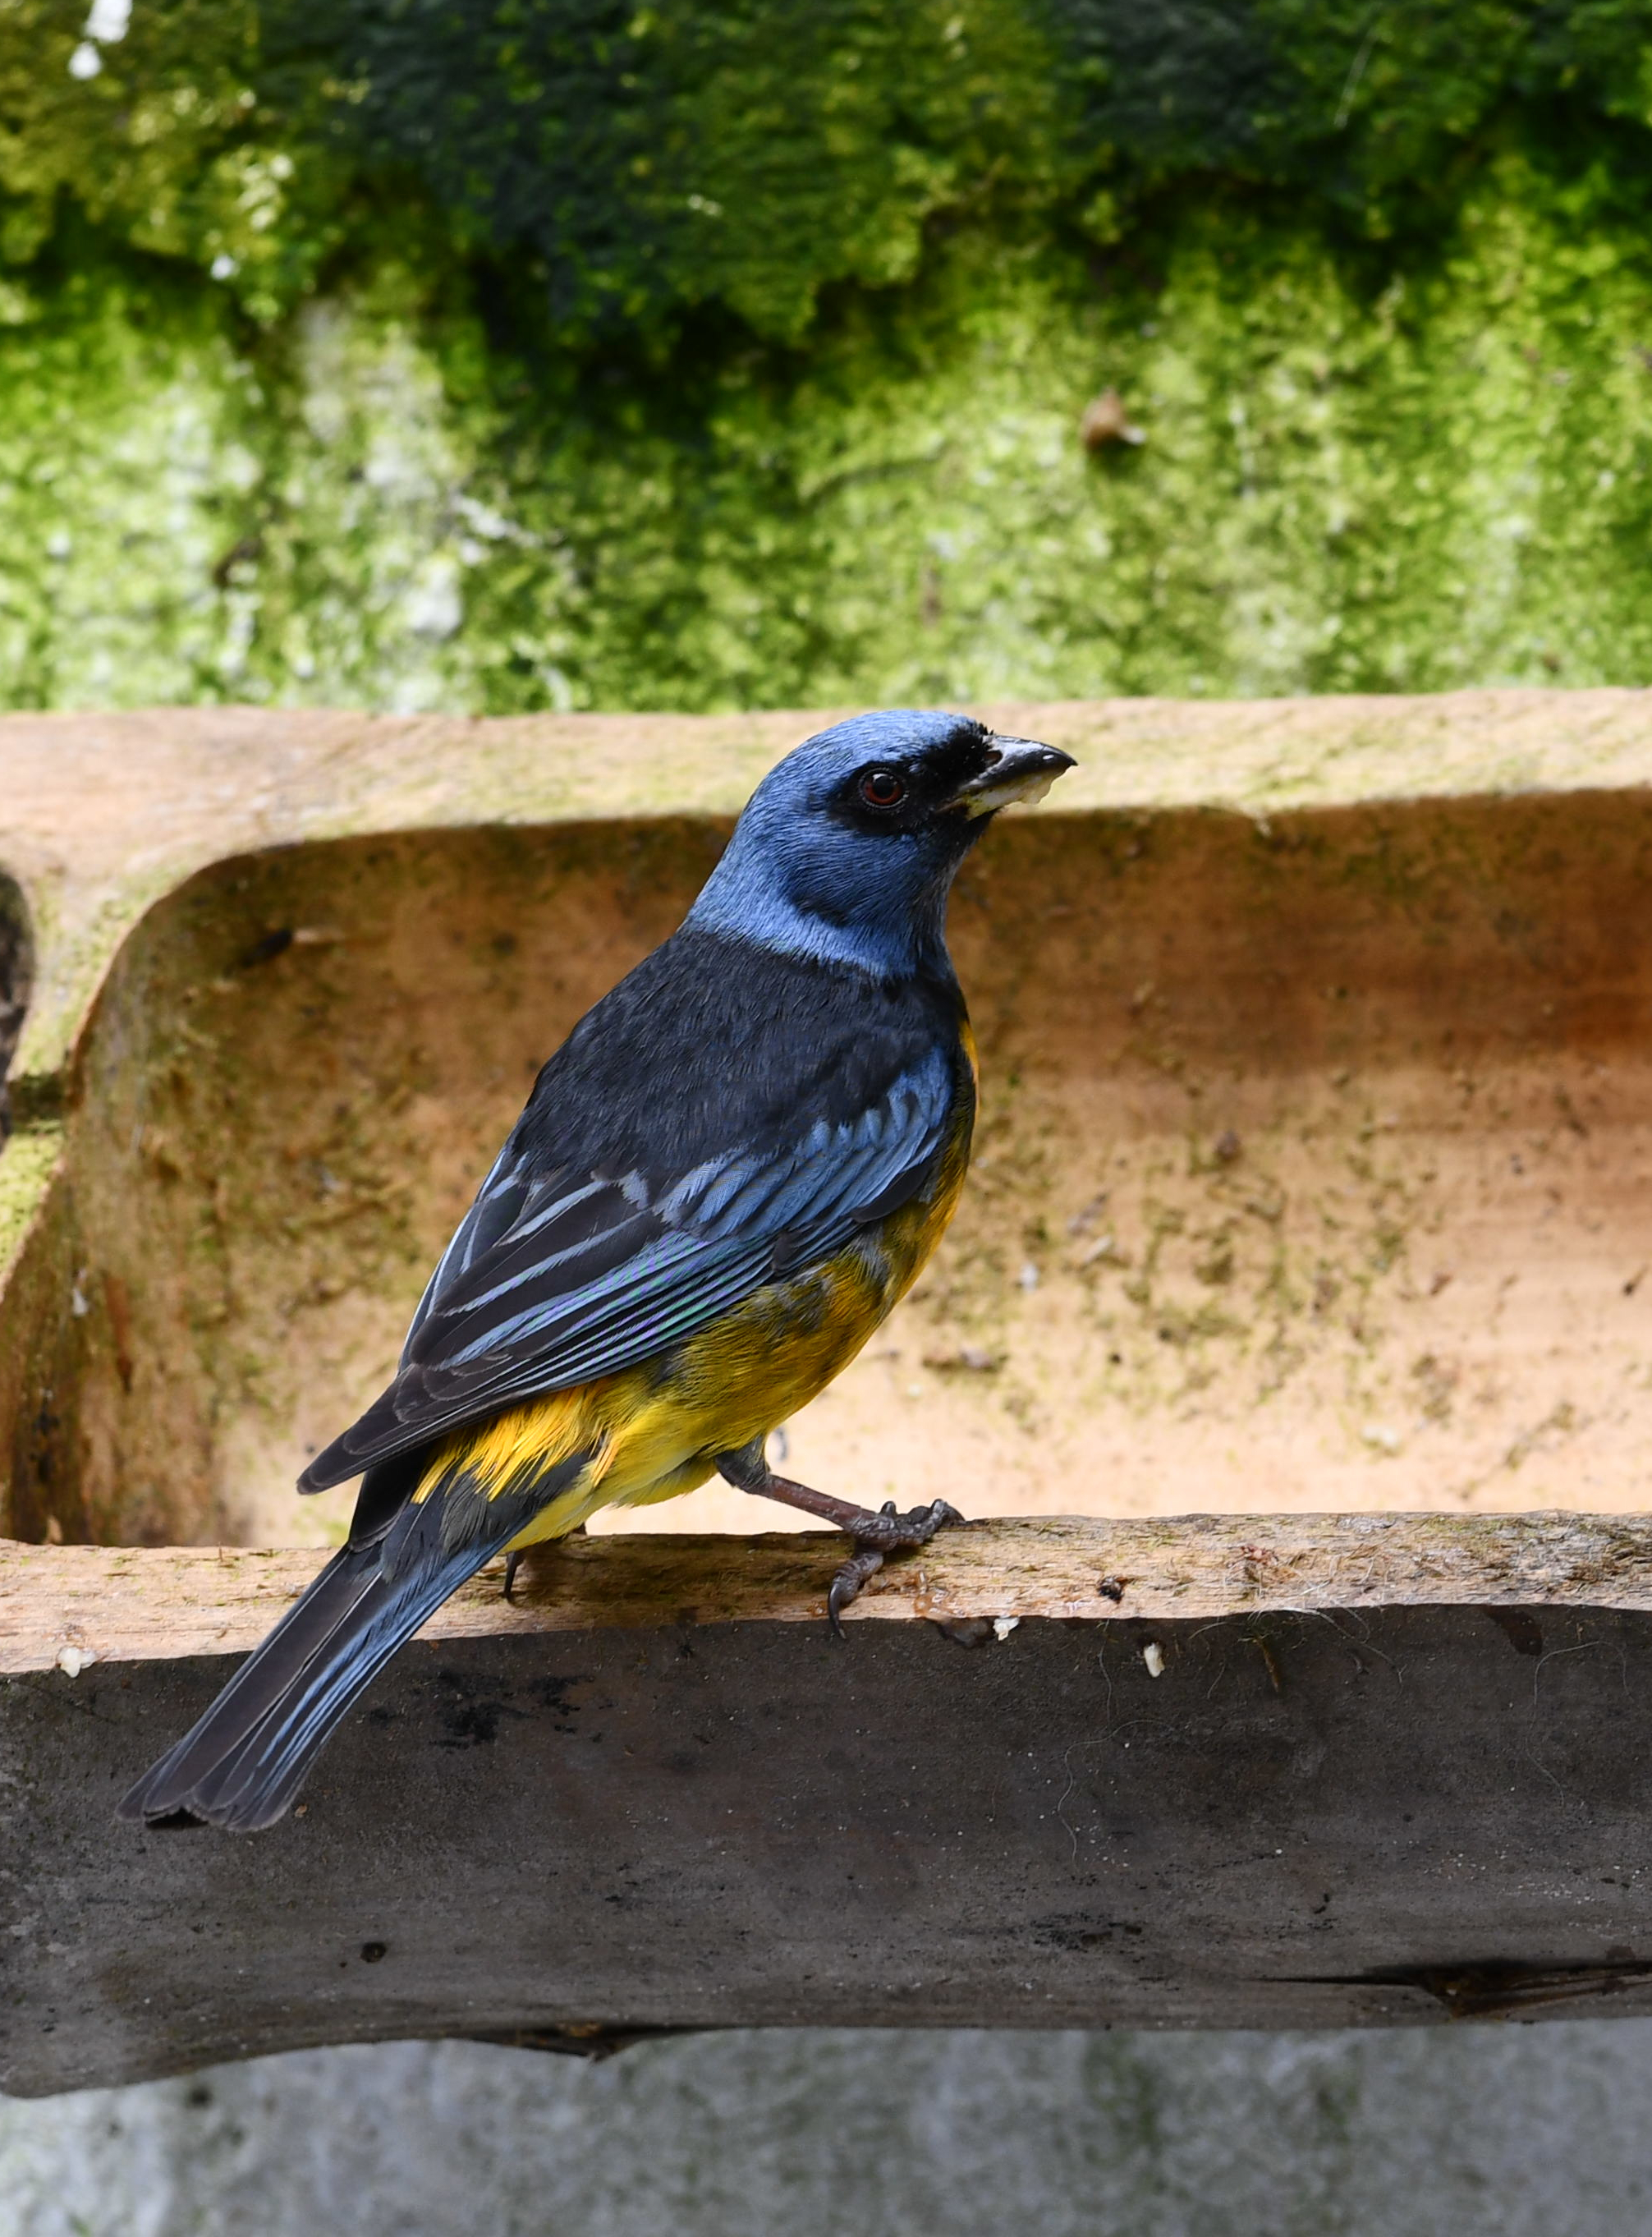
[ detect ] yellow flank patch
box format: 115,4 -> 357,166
415,1091 -> 975,1551
959,1015 -> 980,1092
419,1379 -> 610,1501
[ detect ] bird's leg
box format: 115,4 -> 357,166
501,1523 -> 585,1603
716,1439 -> 962,1637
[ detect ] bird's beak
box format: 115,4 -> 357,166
948,737 -> 1076,819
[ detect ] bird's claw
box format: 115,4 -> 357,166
501,1550 -> 524,1603
827,1500 -> 963,1638
828,1546 -> 885,1637
850,1497 -> 961,1552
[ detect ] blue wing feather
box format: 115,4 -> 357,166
299,1040 -> 960,1491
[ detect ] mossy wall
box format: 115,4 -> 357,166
6,0 -> 1652,712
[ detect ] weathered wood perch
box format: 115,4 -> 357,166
7,1512 -> 1652,2093
10,694 -> 1652,2092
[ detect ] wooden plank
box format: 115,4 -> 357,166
6,1514 -> 1652,1674
7,1578 -> 1652,2092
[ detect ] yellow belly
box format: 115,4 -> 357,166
413,1097 -> 972,1549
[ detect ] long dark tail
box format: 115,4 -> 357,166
117,1488 -> 524,1834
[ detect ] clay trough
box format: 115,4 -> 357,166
6,693 -> 1652,2092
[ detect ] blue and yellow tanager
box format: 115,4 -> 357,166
119,710 -> 1073,1830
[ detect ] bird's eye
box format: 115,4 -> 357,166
859,769 -> 906,808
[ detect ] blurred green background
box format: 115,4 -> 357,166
9,0 -> 1652,714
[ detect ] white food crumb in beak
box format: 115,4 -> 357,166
55,1646 -> 96,1678
993,1615 -> 1020,1641
1143,1641 -> 1165,1678
960,768 -> 1062,819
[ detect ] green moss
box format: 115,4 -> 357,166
1050,0 -> 1652,234
2,3 -> 1652,710
0,1123 -> 62,1279
315,0 -> 1072,343
0,1 -> 343,319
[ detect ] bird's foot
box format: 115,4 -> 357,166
502,1549 -> 525,1603
826,1498 -> 962,1636
714,1442 -> 961,1637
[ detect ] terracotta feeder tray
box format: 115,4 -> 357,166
5,694 -> 1652,2092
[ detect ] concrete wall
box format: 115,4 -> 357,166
2,2024 -> 1650,2236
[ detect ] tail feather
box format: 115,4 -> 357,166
117,1504 -> 516,1833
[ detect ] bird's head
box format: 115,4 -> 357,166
688,710 -> 1075,976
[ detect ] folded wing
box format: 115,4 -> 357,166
299,1045 -> 958,1491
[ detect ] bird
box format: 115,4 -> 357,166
117,710 -> 1074,1832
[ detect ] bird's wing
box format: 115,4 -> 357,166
299,1044 -> 958,1490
